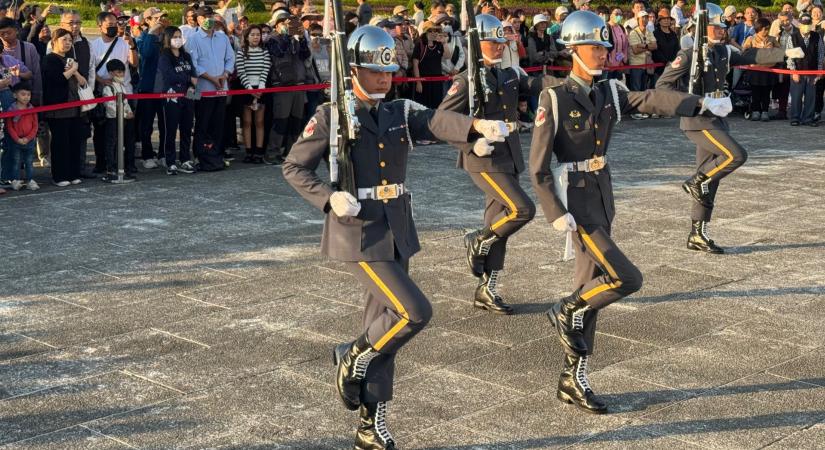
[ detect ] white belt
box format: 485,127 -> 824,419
357,183 -> 406,201
705,91 -> 727,99
559,155 -> 607,173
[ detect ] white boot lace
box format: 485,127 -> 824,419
353,349 -> 378,379
575,355 -> 593,393
374,401 -> 396,445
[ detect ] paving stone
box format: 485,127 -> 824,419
767,349 -> 825,387
638,373 -> 825,448
2,426 -> 132,450
767,421 -> 825,450
0,332 -> 54,362
0,371 -> 178,445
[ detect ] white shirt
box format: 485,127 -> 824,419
91,36 -> 133,93
671,5 -> 687,27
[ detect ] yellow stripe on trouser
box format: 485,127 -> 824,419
358,262 -> 410,351
480,172 -> 518,231
701,130 -> 734,178
578,227 -> 623,301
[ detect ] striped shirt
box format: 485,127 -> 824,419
235,46 -> 271,90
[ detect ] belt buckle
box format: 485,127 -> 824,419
375,184 -> 399,200
588,157 -> 605,172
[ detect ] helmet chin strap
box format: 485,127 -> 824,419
483,54 -> 502,64
571,50 -> 602,76
352,73 -> 386,102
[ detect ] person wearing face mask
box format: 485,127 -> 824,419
531,11 -> 725,413
265,10 -> 309,165
100,59 -> 136,182
438,17 -> 465,78
500,20 -> 525,70
787,13 -> 824,126
282,25 -> 509,449
411,21 -> 448,111
771,11 -> 798,120
605,7 -> 628,79
91,11 -> 138,176
185,6 -> 234,169
439,15 -> 558,315
390,17 -> 414,99
135,7 -> 169,170
159,26 -> 198,174
657,3 -> 804,253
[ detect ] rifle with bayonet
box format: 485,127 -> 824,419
326,0 -> 359,195
688,0 -> 709,95
461,0 -> 491,117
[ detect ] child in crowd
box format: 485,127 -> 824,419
517,97 -> 535,133
101,59 -> 137,182
2,82 -> 38,191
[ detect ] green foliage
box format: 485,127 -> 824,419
243,0 -> 267,13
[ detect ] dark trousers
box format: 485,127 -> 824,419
684,129 -> 748,222
92,118 -> 107,171
815,77 -> 825,115
790,75 -> 817,124
750,85 -> 772,113
193,97 -> 226,158
773,77 -> 790,115
49,117 -> 84,183
103,117 -> 136,174
270,90 -> 306,158
163,98 -> 194,165
629,68 -> 648,91
573,224 -> 643,312
467,171 -> 536,272
304,90 -> 322,127
344,258 -> 433,402
138,98 -> 166,161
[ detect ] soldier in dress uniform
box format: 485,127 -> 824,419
438,14 -> 557,314
656,3 -> 804,253
529,10 -> 733,414
282,25 -> 509,449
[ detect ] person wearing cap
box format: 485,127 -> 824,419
787,13 -> 824,126
411,20 -> 448,110
439,14 -> 555,314
530,10 -> 728,414
549,6 -> 568,36
282,24 -> 509,450
392,5 -> 408,20
134,7 -> 169,169
624,0 -> 655,33
527,13 -> 557,68
185,5 -> 235,164
357,0 -> 373,26
657,3 -> 804,254
265,10 -> 309,165
501,19 -> 526,70
435,13 -> 464,79
723,5 -> 737,29
573,0 -> 591,12
652,8 -> 678,86
627,9 -> 656,100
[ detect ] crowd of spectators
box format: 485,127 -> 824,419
0,0 -> 822,195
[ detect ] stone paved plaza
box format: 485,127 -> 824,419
1,117 -> 824,449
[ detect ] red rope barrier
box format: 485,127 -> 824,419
734,65 -> 825,76
0,96 -> 114,119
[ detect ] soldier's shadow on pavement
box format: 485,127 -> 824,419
626,285 -> 825,305
726,241 -> 825,255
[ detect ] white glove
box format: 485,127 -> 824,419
329,191 -> 361,217
552,213 -> 577,233
471,138 -> 494,157
700,97 -> 733,117
785,47 -> 805,59
475,119 -> 509,142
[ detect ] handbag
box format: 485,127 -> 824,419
78,82 -> 96,112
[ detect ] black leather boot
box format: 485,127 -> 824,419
682,172 -> 713,208
473,270 -> 514,315
464,227 -> 499,277
546,292 -> 590,356
332,334 -> 378,411
354,402 -> 397,450
557,354 -> 607,414
687,220 -> 724,254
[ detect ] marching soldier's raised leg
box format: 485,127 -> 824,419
656,2 -> 802,253
439,13 -> 554,313
682,129 -> 747,253
466,171 -> 535,314
282,23 -> 511,448
530,10 -> 729,414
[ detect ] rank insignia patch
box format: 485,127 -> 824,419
570,110 -> 581,118
672,56 -> 682,69
447,81 -> 460,96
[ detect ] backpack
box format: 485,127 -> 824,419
196,139 -> 225,171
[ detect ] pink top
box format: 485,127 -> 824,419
607,24 -> 629,67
